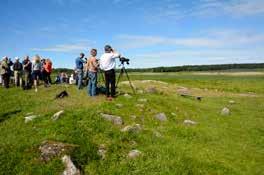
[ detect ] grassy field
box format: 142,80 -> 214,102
0,71 -> 264,175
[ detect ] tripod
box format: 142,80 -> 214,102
116,63 -> 136,94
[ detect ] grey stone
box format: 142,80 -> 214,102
145,87 -> 157,94
137,90 -> 144,94
52,110 -> 64,121
183,120 -> 197,125
138,98 -> 148,103
171,112 -> 176,116
97,144 -> 107,160
121,124 -> 142,133
153,131 -> 162,138
128,149 -> 142,159
116,104 -> 124,108
100,113 -> 123,126
124,93 -> 132,99
25,115 -> 39,123
229,100 -> 235,104
154,113 -> 167,122
39,141 -> 77,162
62,155 -> 80,175
221,107 -> 230,116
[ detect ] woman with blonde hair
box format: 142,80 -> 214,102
32,55 -> 42,92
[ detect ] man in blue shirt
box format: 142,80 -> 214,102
75,53 -> 85,89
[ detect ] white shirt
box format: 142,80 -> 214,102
99,52 -> 120,71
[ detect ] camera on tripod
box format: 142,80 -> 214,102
119,57 -> 130,65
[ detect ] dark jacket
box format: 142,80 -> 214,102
13,62 -> 23,71
23,60 -> 32,72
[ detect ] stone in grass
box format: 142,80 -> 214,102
136,104 -> 145,108
154,113 -> 167,122
183,120 -> 197,125
25,115 -> 39,123
39,140 -> 78,162
153,131 -> 162,138
171,112 -> 176,116
62,155 -> 81,175
130,115 -> 137,120
124,93 -> 132,99
221,107 -> 230,116
145,87 -> 157,94
128,149 -> 142,159
100,113 -> 123,126
121,124 -> 142,133
137,90 -> 144,94
97,144 -> 107,160
51,110 -> 64,121
229,100 -> 236,104
116,103 -> 124,108
138,98 -> 148,103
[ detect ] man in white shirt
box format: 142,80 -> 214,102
100,45 -> 120,100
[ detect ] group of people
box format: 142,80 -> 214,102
75,45 -> 121,100
0,55 -> 53,92
1,44 -> 121,100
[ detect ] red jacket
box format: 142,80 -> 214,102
44,61 -> 52,73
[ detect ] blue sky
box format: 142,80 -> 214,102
0,0 -> 264,68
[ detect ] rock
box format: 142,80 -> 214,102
130,115 -> 137,120
137,90 -> 144,94
62,155 -> 80,175
116,104 -> 124,108
221,107 -> 230,116
100,113 -> 123,126
136,104 -> 145,108
154,113 -> 167,122
153,131 -> 162,138
171,112 -> 176,116
25,115 -> 39,123
177,87 -> 189,95
121,124 -> 142,133
98,144 -> 107,160
128,150 -> 142,159
124,93 -> 132,99
51,110 -> 64,121
145,87 -> 157,94
138,98 -> 148,103
39,140 -> 77,162
229,100 -> 235,104
183,120 -> 197,125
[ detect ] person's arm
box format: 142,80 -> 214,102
111,49 -> 121,59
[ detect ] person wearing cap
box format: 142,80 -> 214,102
99,45 -> 121,100
13,57 -> 23,87
75,53 -> 86,90
0,56 -> 10,88
23,56 -> 32,88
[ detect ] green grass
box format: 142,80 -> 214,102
0,72 -> 264,175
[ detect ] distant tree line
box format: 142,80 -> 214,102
126,63 -> 264,72
53,63 -> 264,73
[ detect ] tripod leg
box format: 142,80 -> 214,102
115,70 -> 123,88
124,68 -> 136,94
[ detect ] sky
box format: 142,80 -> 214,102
0,0 -> 264,68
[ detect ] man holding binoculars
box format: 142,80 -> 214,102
100,45 -> 121,101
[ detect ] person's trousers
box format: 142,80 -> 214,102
2,73 -> 10,88
104,69 -> 116,97
88,71 -> 97,96
24,71 -> 31,87
14,70 -> 22,87
77,69 -> 83,89
43,71 -> 52,85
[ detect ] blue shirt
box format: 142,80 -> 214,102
75,57 -> 85,70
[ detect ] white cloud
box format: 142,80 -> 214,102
32,42 -> 91,53
117,30 -> 264,49
145,0 -> 264,22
